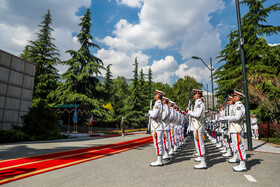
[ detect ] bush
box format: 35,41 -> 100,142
258,123 -> 280,138
0,129 -> 29,143
131,122 -> 139,128
260,137 -> 280,145
21,99 -> 65,140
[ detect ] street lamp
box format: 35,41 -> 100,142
201,84 -> 209,111
235,0 -> 252,150
192,56 -> 215,114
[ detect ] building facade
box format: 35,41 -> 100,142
0,50 -> 35,129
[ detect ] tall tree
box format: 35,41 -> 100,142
21,10 -> 60,101
104,64 -> 113,101
214,0 -> 280,123
48,8 -> 104,106
125,58 -> 146,126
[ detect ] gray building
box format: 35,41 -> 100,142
0,49 -> 36,130
202,91 -> 218,111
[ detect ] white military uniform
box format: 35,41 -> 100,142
168,105 -> 175,154
226,100 -> 247,164
162,103 -> 171,155
251,117 -> 259,139
149,100 -> 164,157
189,99 -> 205,156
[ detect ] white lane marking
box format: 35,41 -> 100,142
244,175 -> 257,182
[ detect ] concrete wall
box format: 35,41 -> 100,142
0,49 -> 35,129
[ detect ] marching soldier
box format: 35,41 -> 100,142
162,97 -> 171,159
225,90 -> 247,172
149,90 -> 165,167
187,89 -> 207,169
251,114 -> 259,139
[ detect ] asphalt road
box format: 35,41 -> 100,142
1,134 -> 280,187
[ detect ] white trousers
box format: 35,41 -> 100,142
152,130 -> 164,156
251,129 -> 259,138
231,133 -> 246,160
193,126 -> 205,156
163,130 -> 170,151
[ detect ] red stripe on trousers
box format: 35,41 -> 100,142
173,131 -> 176,145
155,132 -> 159,155
256,129 -> 258,137
169,131 -> 173,146
196,130 -> 202,156
237,134 -> 243,160
229,142 -> 231,148
179,132 -> 181,141
164,134 -> 167,150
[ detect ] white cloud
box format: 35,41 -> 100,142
116,0 -> 143,8
149,56 -> 179,84
98,0 -> 225,84
176,62 -> 211,84
103,0 -> 225,60
0,0 -> 91,69
95,48 -> 150,78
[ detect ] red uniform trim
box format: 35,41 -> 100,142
179,132 -> 181,141
169,131 -> 173,146
155,132 -> 159,155
196,130 -> 202,156
237,134 -> 243,160
163,134 -> 167,150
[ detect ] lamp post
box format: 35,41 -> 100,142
201,84 -> 209,111
192,56 -> 215,114
235,0 -> 252,150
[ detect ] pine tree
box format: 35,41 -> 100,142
48,8 -> 104,106
125,58 -> 146,127
104,64 -> 113,101
215,0 -> 280,123
20,10 -> 60,101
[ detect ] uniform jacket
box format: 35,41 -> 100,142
226,101 -> 245,133
189,99 -> 205,130
162,104 -> 170,130
251,118 -> 258,130
149,100 -> 164,131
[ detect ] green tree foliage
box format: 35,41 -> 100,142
214,0 -> 280,123
125,58 -> 146,126
20,10 -> 60,101
152,76 -> 202,110
21,100 -> 63,140
111,76 -> 130,118
104,64 -> 113,101
48,8 -> 104,107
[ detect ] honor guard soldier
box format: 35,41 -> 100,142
221,96 -> 234,157
168,101 -> 175,155
187,89 -> 207,169
173,105 -> 179,152
250,114 -> 259,139
149,90 -> 165,166
225,90 -> 247,172
162,97 -> 171,159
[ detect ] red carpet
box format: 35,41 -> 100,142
90,132 -> 146,137
0,136 -> 153,185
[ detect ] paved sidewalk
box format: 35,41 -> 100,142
244,139 -> 280,154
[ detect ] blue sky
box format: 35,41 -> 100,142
0,0 -> 279,89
